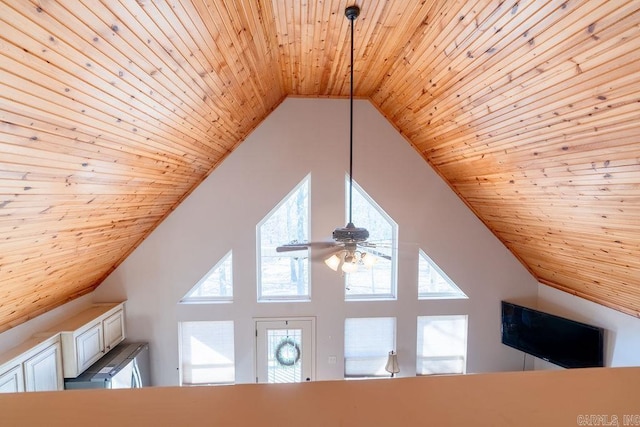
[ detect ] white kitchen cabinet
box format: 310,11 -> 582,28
0,334 -> 63,393
0,302 -> 125,392
0,363 -> 24,393
103,309 -> 125,352
43,302 -> 125,378
75,322 -> 104,374
23,340 -> 63,392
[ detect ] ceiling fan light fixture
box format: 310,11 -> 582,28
276,6 -> 377,278
324,254 -> 341,271
361,252 -> 377,268
341,260 -> 358,274
332,4 -> 367,278
317,5 -> 373,277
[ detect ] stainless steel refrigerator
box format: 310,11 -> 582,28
64,342 -> 150,389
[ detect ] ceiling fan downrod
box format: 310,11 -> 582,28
346,5 -> 359,227
331,5 -> 369,244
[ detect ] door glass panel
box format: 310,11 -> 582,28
267,329 -> 303,383
256,319 -> 314,384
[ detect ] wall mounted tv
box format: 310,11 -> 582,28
501,301 -> 604,368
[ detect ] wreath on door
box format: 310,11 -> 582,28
274,337 -> 301,366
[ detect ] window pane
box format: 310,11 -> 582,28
258,176 -> 310,300
181,251 -> 233,303
345,317 -> 396,378
180,321 -> 235,385
345,179 -> 397,300
417,315 -> 467,375
418,250 -> 467,300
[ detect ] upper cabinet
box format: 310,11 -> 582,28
74,321 -> 104,376
0,301 -> 126,393
0,334 -> 63,393
23,339 -> 63,392
0,363 -> 24,393
103,309 -> 125,353
41,302 -> 126,378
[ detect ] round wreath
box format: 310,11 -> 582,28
274,338 -> 301,366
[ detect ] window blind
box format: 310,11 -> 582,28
417,315 -> 467,375
180,321 -> 235,385
344,317 -> 396,377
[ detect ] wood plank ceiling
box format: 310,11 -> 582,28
0,0 -> 638,331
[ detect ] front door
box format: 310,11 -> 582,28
255,318 -> 314,383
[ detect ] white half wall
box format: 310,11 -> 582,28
92,98 -> 538,386
535,284 -> 640,370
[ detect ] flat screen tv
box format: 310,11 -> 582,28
501,301 -> 604,368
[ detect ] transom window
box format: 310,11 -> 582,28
345,179 -> 397,300
257,175 -> 310,301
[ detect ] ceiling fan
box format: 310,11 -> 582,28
276,5 -> 389,273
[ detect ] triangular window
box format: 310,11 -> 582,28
418,249 -> 467,299
181,251 -> 233,303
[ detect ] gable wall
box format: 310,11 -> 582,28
92,98 -> 538,386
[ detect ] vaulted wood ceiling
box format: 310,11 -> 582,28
1,0 -> 639,331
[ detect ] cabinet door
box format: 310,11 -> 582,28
0,364 -> 24,393
76,323 -> 104,373
103,309 -> 125,351
24,342 -> 63,392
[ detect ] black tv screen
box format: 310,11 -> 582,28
501,301 -> 604,368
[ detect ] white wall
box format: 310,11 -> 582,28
92,98 -> 538,386
534,284 -> 640,370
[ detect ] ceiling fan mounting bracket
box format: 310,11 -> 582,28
332,223 -> 369,243
345,5 -> 360,21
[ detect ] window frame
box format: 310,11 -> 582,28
416,314 -> 468,376
344,178 -> 398,301
180,251 -> 234,304
256,175 -> 311,302
344,317 -> 397,378
418,249 -> 468,300
179,320 -> 236,386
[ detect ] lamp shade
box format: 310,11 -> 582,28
324,254 -> 341,271
341,260 -> 358,274
385,350 -> 400,376
361,252 -> 377,268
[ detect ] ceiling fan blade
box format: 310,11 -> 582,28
361,240 -> 419,250
276,244 -> 309,252
307,241 -> 342,249
359,246 -> 392,260
276,241 -> 341,253
358,241 -> 380,248
310,245 -> 345,262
